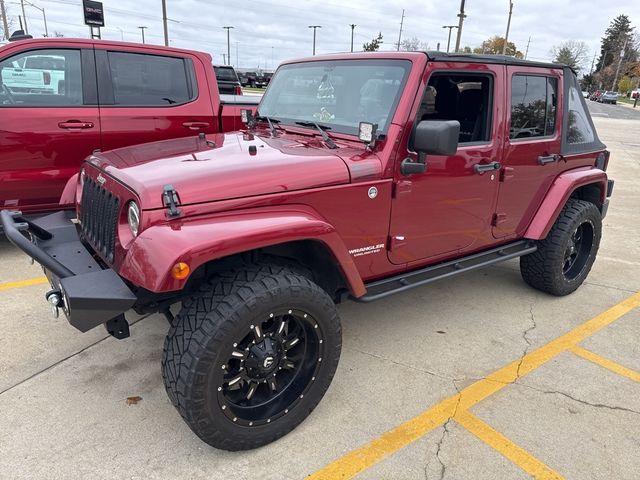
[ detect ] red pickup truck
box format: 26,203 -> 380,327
3,51 -> 612,451
0,34 -> 258,214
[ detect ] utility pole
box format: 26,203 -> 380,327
0,0 -> 10,40
308,25 -> 321,55
20,0 -> 27,34
137,26 -> 147,44
222,53 -> 226,65
442,25 -> 458,53
271,45 -> 274,69
454,0 -> 466,53
502,1 -> 513,55
223,26 -> 233,66
236,42 -> 239,67
611,38 -> 627,91
396,9 -> 405,51
589,50 -> 596,75
349,24 -> 356,52
23,1 -> 47,37
524,36 -> 531,59
161,0 -> 168,46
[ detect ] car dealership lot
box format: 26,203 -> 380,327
1,112 -> 639,479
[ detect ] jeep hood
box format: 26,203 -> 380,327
90,132 -> 351,209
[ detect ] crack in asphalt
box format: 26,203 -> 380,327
516,382 -> 640,416
425,380 -> 462,480
515,302 -> 537,381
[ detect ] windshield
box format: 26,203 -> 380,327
258,59 -> 411,136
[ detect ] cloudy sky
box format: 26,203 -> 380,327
4,0 -> 636,70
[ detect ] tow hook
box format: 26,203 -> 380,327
45,290 -> 62,318
105,314 -> 130,340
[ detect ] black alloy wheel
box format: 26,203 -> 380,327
562,222 -> 594,280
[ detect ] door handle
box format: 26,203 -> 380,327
474,161 -> 501,174
182,121 -> 210,130
538,154 -> 558,165
58,121 -> 94,129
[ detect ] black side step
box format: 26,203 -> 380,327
354,240 -> 537,302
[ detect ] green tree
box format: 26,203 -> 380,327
363,33 -> 383,52
596,15 -> 636,71
618,75 -> 633,93
550,41 -> 589,71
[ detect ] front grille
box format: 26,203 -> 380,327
80,176 -> 120,263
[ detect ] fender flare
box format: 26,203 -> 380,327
118,205 -> 366,297
59,173 -> 79,207
524,167 -> 607,240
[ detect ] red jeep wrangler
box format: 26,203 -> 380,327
2,51 -> 613,451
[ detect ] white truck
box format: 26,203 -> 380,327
1,54 -> 65,94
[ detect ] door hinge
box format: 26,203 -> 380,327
492,213 -> 507,226
500,167 -> 515,182
392,180 -> 412,198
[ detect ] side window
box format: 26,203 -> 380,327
566,83 -> 594,145
0,49 -> 82,106
414,73 -> 493,144
510,75 -> 557,139
107,52 -> 195,106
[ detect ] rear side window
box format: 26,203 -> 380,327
510,75 -> 557,139
0,49 -> 83,106
566,84 -> 595,145
107,52 -> 195,106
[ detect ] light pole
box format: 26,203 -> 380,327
308,25 -> 321,55
24,1 -> 47,37
161,0 -> 168,46
115,27 -> 124,41
137,26 -> 147,44
442,25 -> 458,53
223,26 -> 233,66
349,24 -> 356,52
502,1 -> 514,55
454,0 -> 466,53
20,0 -> 27,34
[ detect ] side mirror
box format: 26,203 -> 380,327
401,120 -> 460,176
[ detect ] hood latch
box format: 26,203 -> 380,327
162,184 -> 182,218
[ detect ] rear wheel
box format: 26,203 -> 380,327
161,263 -> 342,451
520,199 -> 602,296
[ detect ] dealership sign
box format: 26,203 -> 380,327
83,0 -> 104,27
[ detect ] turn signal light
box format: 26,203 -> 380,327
171,262 -> 190,280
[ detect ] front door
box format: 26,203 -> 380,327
388,64 -> 505,265
492,66 -> 563,238
0,46 -> 100,214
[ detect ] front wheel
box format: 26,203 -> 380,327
162,264 -> 342,451
520,199 -> 602,296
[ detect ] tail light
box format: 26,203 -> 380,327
595,150 -> 610,171
43,71 -> 51,85
235,85 -> 243,95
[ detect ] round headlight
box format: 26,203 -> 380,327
127,201 -> 140,237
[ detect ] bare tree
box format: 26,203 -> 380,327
550,40 -> 589,71
0,7 -> 16,41
53,31 -> 64,37
400,36 -> 429,51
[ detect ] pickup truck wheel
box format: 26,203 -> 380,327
520,199 -> 601,296
161,264 -> 341,451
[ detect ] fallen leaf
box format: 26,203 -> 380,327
126,396 -> 143,406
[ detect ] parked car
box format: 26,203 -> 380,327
598,91 -> 618,104
239,70 -> 270,88
630,89 -> 639,99
213,65 -> 243,95
589,89 -> 603,101
3,51 -> 613,452
0,33 -> 258,215
582,90 -> 589,98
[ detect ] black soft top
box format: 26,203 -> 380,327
425,51 -> 565,70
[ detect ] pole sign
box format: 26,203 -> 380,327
83,0 -> 104,27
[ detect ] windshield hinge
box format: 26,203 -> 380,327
162,184 -> 182,218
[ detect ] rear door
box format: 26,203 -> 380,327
492,67 -> 563,238
0,45 -> 99,213
96,47 -> 216,152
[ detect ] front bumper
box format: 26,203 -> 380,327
1,210 -> 137,332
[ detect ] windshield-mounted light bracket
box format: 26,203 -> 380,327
358,122 -> 378,148
240,109 -> 255,128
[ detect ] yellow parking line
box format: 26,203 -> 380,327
569,345 -> 640,383
454,410 -> 564,479
308,291 -> 640,480
0,276 -> 48,291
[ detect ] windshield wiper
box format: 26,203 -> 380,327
294,121 -> 338,149
254,115 -> 281,137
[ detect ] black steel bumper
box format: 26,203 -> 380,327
1,210 -> 137,333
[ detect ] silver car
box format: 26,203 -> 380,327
598,91 -> 618,104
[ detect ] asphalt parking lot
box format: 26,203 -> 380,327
1,106 -> 639,480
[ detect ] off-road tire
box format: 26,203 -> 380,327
161,263 -> 342,451
520,199 -> 602,296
